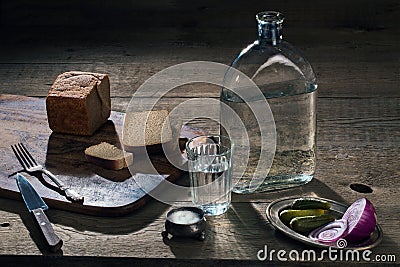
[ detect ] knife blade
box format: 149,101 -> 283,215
16,173 -> 63,252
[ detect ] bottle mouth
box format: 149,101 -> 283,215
256,11 -> 285,24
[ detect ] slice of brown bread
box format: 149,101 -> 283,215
122,110 -> 173,154
84,142 -> 133,170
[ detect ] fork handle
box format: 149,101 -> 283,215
64,188 -> 84,203
42,169 -> 84,203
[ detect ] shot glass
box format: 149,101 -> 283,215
186,135 -> 234,216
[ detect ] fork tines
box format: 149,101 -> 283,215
11,143 -> 37,170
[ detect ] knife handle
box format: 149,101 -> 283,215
32,208 -> 63,252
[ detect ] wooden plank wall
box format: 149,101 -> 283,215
0,1 -> 398,140
0,1 -> 398,106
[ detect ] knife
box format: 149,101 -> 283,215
16,173 -> 63,252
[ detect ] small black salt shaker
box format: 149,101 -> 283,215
162,207 -> 206,241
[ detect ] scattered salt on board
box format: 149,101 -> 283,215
168,210 -> 201,225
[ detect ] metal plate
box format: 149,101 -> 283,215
266,196 -> 383,250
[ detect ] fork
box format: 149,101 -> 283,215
11,143 -> 84,203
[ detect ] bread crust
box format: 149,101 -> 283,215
84,153 -> 133,170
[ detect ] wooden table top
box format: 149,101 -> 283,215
0,1 -> 399,266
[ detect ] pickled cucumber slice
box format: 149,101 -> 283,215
290,214 -> 335,233
291,198 -> 331,210
279,209 -> 327,224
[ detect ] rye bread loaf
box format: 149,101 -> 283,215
46,71 -> 111,136
122,110 -> 173,154
84,142 -> 133,170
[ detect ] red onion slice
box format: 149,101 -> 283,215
309,219 -> 347,243
309,198 -> 377,244
342,198 -> 377,242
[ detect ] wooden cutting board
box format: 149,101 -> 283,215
0,94 -> 202,216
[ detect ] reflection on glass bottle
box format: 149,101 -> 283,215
221,11 -> 317,193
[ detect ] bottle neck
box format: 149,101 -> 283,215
258,23 -> 282,46
256,11 -> 284,46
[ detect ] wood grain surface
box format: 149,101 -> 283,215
0,0 -> 399,266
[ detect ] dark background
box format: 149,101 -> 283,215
1,0 -> 398,44
1,1 -> 398,30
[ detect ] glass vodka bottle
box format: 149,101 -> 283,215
221,11 -> 317,193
